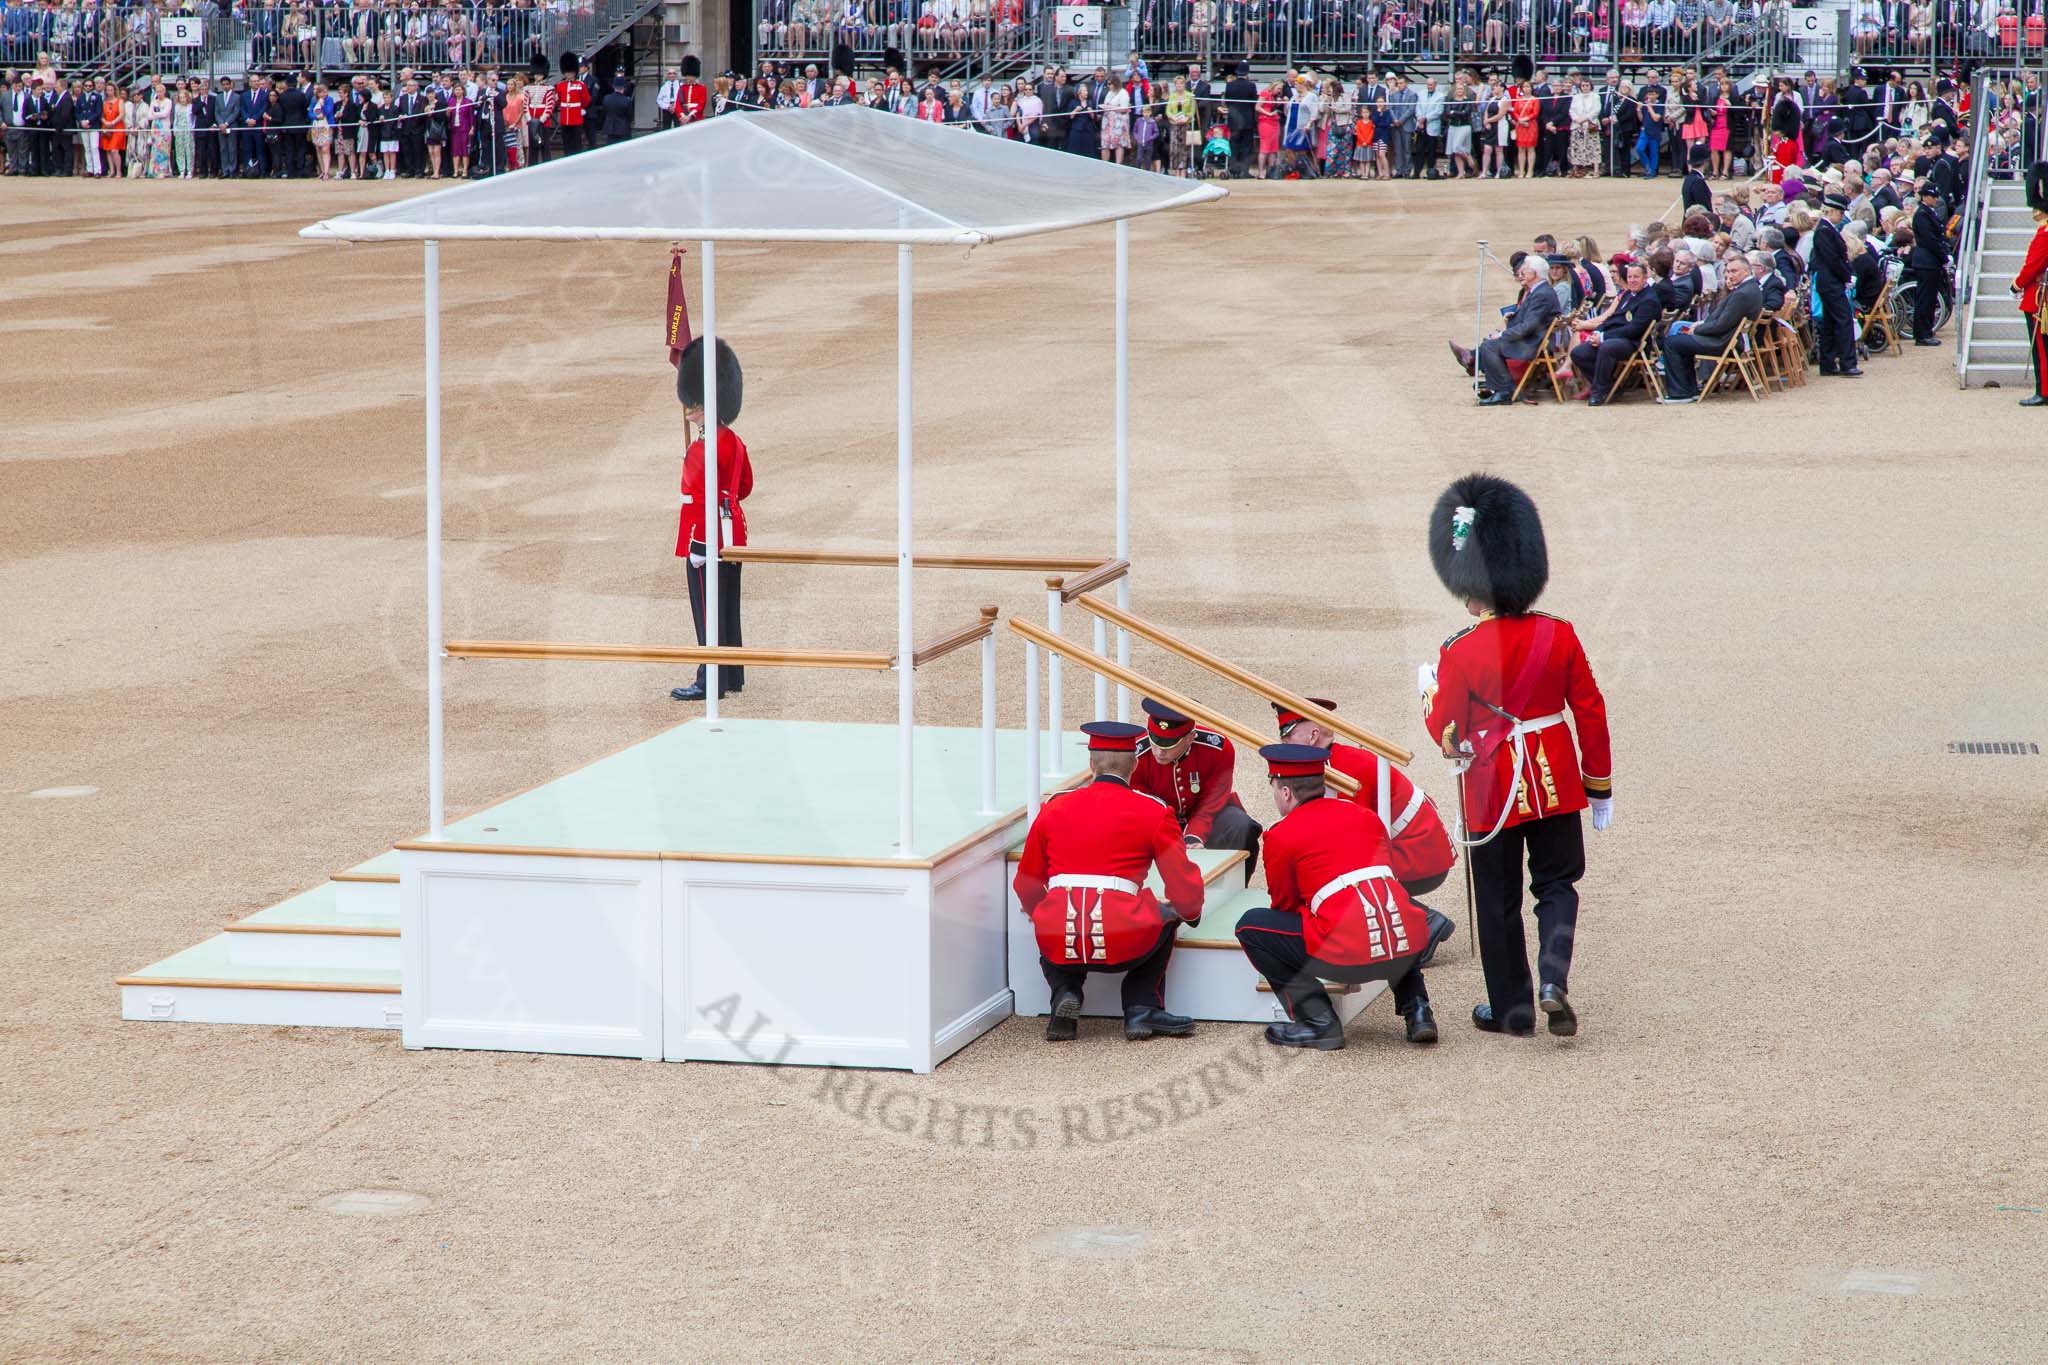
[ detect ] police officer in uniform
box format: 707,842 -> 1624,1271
1271,698 -> 1458,964
670,338 -> 753,704
1420,475 -> 1612,1039
1013,721 -> 1209,1042
1909,180 -> 1951,346
1132,698 -> 1262,874
1811,193 -> 1862,377
1234,744 -> 1439,1049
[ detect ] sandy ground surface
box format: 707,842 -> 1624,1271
2,172 -> 2045,1362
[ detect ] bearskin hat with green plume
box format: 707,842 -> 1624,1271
1428,474 -> 1549,616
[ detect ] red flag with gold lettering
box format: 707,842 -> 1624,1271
665,247 -> 693,366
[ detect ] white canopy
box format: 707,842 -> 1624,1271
301,104 -> 1226,246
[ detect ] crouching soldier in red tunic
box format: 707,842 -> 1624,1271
1133,697 -> 1263,876
1421,474 -> 1612,1039
1235,744 -> 1441,1050
1014,721 -> 1210,1042
1272,697 -> 1458,964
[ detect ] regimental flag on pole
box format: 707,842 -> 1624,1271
665,246 -> 693,367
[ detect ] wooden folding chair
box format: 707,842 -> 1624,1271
1771,298 -> 1809,387
1606,324 -> 1666,402
1857,281 -> 1903,357
1698,318 -> 1769,401
1509,315 -> 1576,404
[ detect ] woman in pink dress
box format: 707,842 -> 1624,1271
1708,89 -> 1731,179
1256,82 -> 1281,177
450,82 -> 474,178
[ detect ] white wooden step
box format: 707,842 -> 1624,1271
223,883 -> 399,971
119,934 -> 401,1029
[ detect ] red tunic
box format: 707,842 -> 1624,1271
2015,224 -> 2048,315
1014,775 -> 1208,966
1131,728 -> 1239,843
1423,611 -> 1612,833
555,78 -> 590,127
1261,795 -> 1428,968
1327,741 -> 1454,884
675,80 -> 708,124
675,426 -> 752,558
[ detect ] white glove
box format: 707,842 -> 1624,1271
1416,662 -> 1438,697
1589,797 -> 1613,832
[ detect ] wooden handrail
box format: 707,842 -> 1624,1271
445,640 -> 895,670
723,546 -> 1107,573
1072,594 -> 1414,765
909,606 -> 1000,669
1057,559 -> 1130,603
1007,619 -> 1359,798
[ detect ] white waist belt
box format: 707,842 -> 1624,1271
1309,865 -> 1394,915
1387,785 -> 1427,839
679,494 -> 695,505
1048,874 -> 1140,895
1513,710 -> 1568,738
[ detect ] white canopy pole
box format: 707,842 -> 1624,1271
1114,219 -> 1131,722
424,240 -> 446,841
896,244 -> 915,853
701,242 -> 721,725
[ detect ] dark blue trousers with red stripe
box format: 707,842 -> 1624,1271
1235,907 -> 1428,1020
1041,924 -> 1175,1012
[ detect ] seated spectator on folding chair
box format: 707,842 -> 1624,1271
1753,249 -> 1790,312
1571,259 -> 1660,405
1658,251 -> 1763,402
1446,257 -> 1561,405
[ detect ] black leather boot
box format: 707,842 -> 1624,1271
1124,1006 -> 1195,1039
1402,999 -> 1439,1045
1045,986 -> 1082,1042
1264,999 -> 1344,1050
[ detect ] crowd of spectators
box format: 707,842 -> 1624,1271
1,59 -> 635,176
1446,111 -> 1974,404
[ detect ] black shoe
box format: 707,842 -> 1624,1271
1124,1005 -> 1195,1039
2021,395 -> 2048,407
1418,908 -> 1455,968
1913,338 -> 1942,347
1403,999 -> 1439,1045
1476,394 -> 1514,407
1837,368 -> 1865,377
1539,983 -> 1577,1036
670,683 -> 708,701
1264,1006 -> 1345,1050
1046,987 -> 1082,1041
1471,1003 -> 1534,1036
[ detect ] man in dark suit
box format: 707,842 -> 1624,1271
1571,260 -> 1659,405
212,78 -> 240,177
600,76 -> 633,146
1810,194 -> 1860,377
239,77 -> 270,178
1224,61 -> 1257,178
1447,258 -> 1564,404
1659,252 -> 1763,401
189,76 -> 216,177
1598,69 -> 1622,175
46,78 -> 74,176
1842,70 -> 1874,153
278,74 -> 311,178
1908,182 -> 1951,345
1681,145 -> 1712,215
392,78 -> 422,176
1876,68 -> 1904,138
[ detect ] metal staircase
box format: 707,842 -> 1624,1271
1956,70 -> 2045,389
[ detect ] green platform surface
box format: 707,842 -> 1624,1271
1178,887 -> 1269,947
345,850 -> 400,878
430,719 -> 1089,862
232,883 -> 396,931
122,934 -> 400,988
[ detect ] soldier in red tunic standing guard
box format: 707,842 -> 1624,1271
670,337 -> 753,704
1421,474 -> 1612,1039
1013,721 -> 1209,1042
1234,744 -> 1442,1050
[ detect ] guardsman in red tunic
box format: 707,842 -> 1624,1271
670,337 -> 753,704
1132,697 -> 1263,874
1014,721 -> 1209,1042
2013,162 -> 2048,408
674,54 -> 709,126
1421,474 -> 1612,1039
554,53 -> 592,156
1234,744 -> 1439,1049
1272,697 -> 1458,963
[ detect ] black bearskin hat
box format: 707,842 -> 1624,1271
1429,474 -> 1548,616
832,42 -> 856,78
1511,54 -> 1534,84
2028,160 -> 2048,216
681,55 -> 701,78
676,337 -> 743,424
530,51 -> 549,79
562,50 -> 582,75
884,45 -> 906,74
